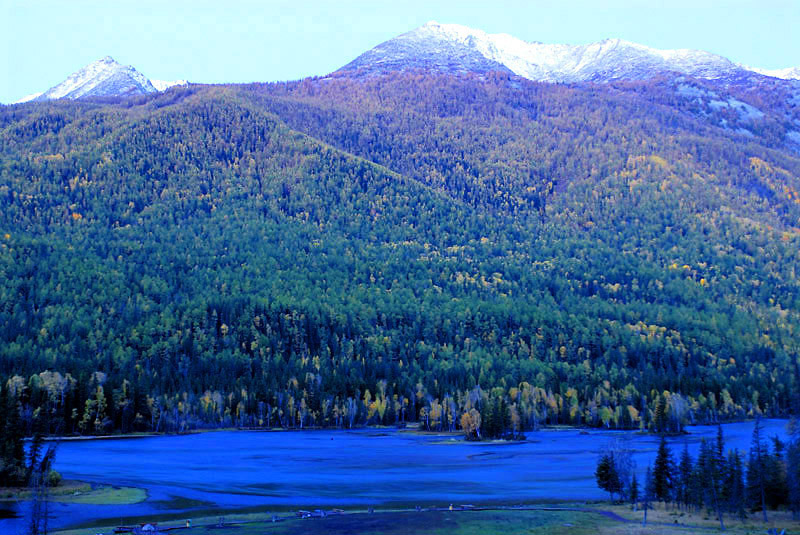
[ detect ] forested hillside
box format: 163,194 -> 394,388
2,73 -> 800,438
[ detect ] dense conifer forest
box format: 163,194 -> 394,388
1,72 -> 800,439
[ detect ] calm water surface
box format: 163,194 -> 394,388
0,419 -> 789,532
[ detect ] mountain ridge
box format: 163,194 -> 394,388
10,23 -> 799,104
337,21 -> 800,83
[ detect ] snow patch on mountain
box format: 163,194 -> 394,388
672,79 -> 766,131
676,83 -> 714,99
151,79 -> 189,92
15,92 -> 43,104
708,97 -> 764,121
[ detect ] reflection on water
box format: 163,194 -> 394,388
0,419 -> 789,533
0,506 -> 19,520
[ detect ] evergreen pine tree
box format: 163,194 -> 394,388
715,424 -> 728,499
27,431 -> 42,484
697,438 -> 714,509
788,419 -> 800,520
764,436 -> 788,509
0,385 -> 6,487
1,385 -> 26,487
653,435 -> 674,504
726,449 -> 747,521
677,443 -> 693,511
747,417 -> 769,523
596,453 -> 622,502
630,472 -> 639,510
643,464 -> 656,526
653,394 -> 668,434
708,425 -> 726,531
499,398 -> 511,438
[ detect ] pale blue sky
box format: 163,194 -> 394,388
2,0 -> 798,103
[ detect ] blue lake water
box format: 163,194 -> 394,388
0,419 -> 790,533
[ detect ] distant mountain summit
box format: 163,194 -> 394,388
747,66 -> 800,81
340,22 -> 514,77
35,56 -> 156,100
16,56 -> 186,103
338,21 -> 796,83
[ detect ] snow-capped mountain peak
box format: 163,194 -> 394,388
16,56 -> 189,103
35,56 -> 157,101
338,22 -> 775,83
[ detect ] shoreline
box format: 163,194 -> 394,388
37,417 -> 789,443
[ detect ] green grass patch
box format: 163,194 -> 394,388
255,510 -> 609,535
56,485 -> 147,505
53,508 -> 621,535
55,503 -> 800,535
